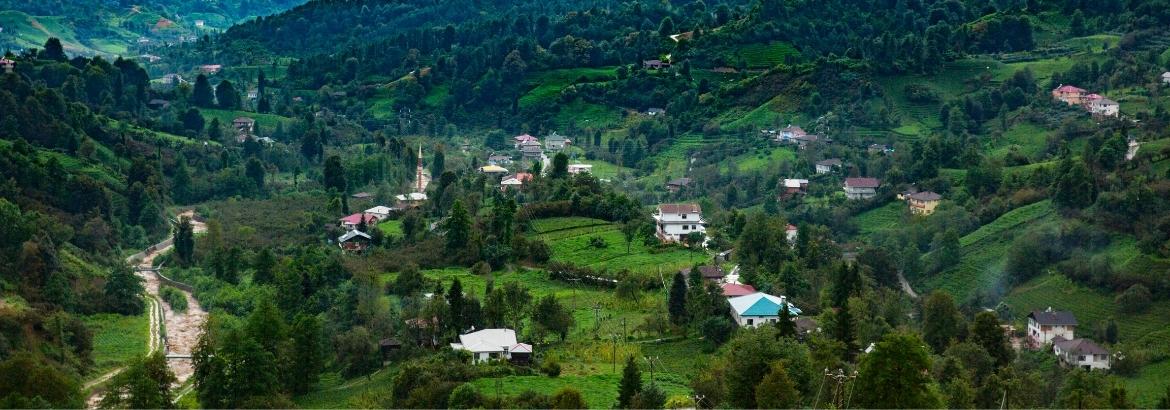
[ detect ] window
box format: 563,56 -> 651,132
1078,355 -> 1085,361
682,214 -> 687,219
746,319 -> 753,325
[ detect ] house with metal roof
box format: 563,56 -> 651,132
1053,337 -> 1110,370
450,328 -> 532,364
728,292 -> 801,328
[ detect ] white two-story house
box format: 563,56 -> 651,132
843,177 -> 881,200
653,203 -> 706,243
1027,308 -> 1077,347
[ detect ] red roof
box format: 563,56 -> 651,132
1085,93 -> 1103,100
844,177 -> 881,188
513,172 -> 534,182
1054,85 -> 1086,93
658,203 -> 701,214
514,134 -> 537,142
339,213 -> 378,225
786,224 -> 798,232
721,283 -> 756,297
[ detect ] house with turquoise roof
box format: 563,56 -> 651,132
728,292 -> 802,328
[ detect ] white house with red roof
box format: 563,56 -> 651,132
786,224 -> 799,245
338,213 -> 379,230
0,57 -> 15,74
1084,94 -> 1119,117
513,134 -> 538,148
653,203 -> 706,242
843,177 -> 881,200
1052,85 -> 1087,105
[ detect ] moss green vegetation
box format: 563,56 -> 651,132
470,373 -> 690,409
1123,359 -> 1170,408
519,67 -> 616,110
725,42 -> 800,69
920,200 -> 1057,300
194,193 -> 330,248
83,312 -> 150,375
992,121 -> 1050,159
727,147 -> 797,172
1004,273 -> 1170,343
376,219 -> 403,237
552,99 -> 623,130
531,218 -> 708,277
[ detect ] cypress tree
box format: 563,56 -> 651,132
777,303 -> 796,338
668,271 -> 687,325
215,80 -> 239,109
617,356 -> 642,408
192,74 -> 214,108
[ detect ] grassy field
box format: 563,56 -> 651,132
469,372 -> 691,408
993,121 -> 1050,159
553,99 -> 624,130
724,41 -> 800,69
0,11 -> 136,55
1004,273 -> 1170,343
726,147 -> 797,172
377,219 -> 403,237
194,193 -> 330,248
851,202 -> 906,238
1123,359 -> 1170,408
519,67 -> 617,110
83,312 -> 150,375
531,218 -> 709,278
919,200 -> 1057,301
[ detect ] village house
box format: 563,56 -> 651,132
568,163 -> 592,174
395,192 -> 428,208
147,99 -> 171,110
233,117 -> 256,134
500,172 -> 534,191
867,144 -> 891,155
351,192 -> 373,200
843,177 -> 881,200
1027,308 -> 1077,346
198,64 -> 223,75
780,179 -> 809,198
793,134 -> 819,149
160,73 -> 186,87
338,213 -> 379,231
906,191 -> 942,215
721,283 -> 757,297
544,132 -> 569,152
450,328 -> 532,364
681,265 -> 726,282
1052,85 -> 1087,105
665,177 -> 691,193
513,134 -> 538,149
728,292 -> 802,328
364,206 -> 393,221
487,154 -> 512,166
1,57 -> 15,74
1162,72 -> 1170,85
139,54 -> 162,63
1053,337 -> 1111,370
815,158 -> 842,174
478,164 -> 509,175
786,224 -> 799,245
337,230 -> 372,253
1085,94 -> 1120,117
642,59 -> 671,69
653,203 -> 706,243
520,141 -> 544,162
777,125 -> 806,142
646,107 -> 666,116
194,20 -> 205,28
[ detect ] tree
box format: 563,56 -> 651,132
252,248 -> 275,285
245,158 -> 265,190
854,332 -> 941,408
43,38 -> 67,61
551,152 -> 569,178
181,108 -> 205,132
0,353 -> 84,408
969,311 -> 1013,366
1157,385 -> 1170,409
105,264 -> 145,315
617,356 -> 643,408
174,217 -> 195,267
286,313 -> 323,394
1116,284 -> 1152,313
1053,160 -> 1095,209
431,148 -> 445,178
532,295 -> 573,341
723,328 -> 814,408
448,383 -> 481,409
922,291 -> 964,353
447,279 -> 466,333
323,155 -> 347,193
394,263 -> 425,295
192,74 -> 214,108
668,272 -> 688,325
215,80 -> 239,109
755,361 -> 801,409
99,351 -> 176,409
658,17 -> 675,37
444,200 -> 471,251
700,316 -> 734,346
776,303 -> 796,338
632,383 -> 666,409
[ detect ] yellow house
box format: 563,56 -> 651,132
906,191 -> 942,215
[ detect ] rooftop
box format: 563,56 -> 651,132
658,203 -> 702,214
729,292 -> 802,316
451,328 -> 520,353
907,191 -> 941,201
1055,338 -> 1109,356
844,177 -> 881,188
1029,309 -> 1077,326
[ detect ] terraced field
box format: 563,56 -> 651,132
724,41 -> 800,69
83,312 -> 150,375
851,202 -> 906,238
519,67 -> 617,110
1004,273 -> 1170,342
919,200 -> 1057,301
531,217 -> 709,278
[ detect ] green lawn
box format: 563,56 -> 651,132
470,372 -> 691,409
553,99 -> 623,130
992,121 -> 1050,159
377,220 -> 403,237
519,67 -> 617,110
531,218 -> 709,278
83,312 -> 150,375
726,147 -> 797,172
531,217 -> 612,234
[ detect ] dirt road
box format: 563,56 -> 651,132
85,211 -> 208,407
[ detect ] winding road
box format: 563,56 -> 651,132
85,211 -> 207,407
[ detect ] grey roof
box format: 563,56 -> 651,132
338,230 -> 372,243
907,191 -> 941,201
817,158 -> 842,166
844,177 -> 881,188
667,177 -> 691,187
681,265 -> 725,279
1056,338 -> 1109,355
1028,310 -> 1077,326
521,145 -> 543,154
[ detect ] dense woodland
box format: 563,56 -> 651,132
3,0 -> 1170,408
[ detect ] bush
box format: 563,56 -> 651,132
448,383 -> 481,409
160,286 -> 188,313
551,387 -> 586,409
700,316 -> 735,347
903,84 -> 940,103
541,358 -> 562,377
589,236 -> 608,249
529,240 -> 552,263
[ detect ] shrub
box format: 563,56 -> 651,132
551,387 -> 586,409
529,240 -> 552,263
589,236 -> 608,249
448,383 -> 481,409
540,358 -> 562,377
1116,284 -> 1152,314
160,286 -> 188,313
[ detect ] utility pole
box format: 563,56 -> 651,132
592,302 -> 602,335
644,356 -> 659,385
611,334 -> 618,372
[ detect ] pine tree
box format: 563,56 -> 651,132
447,279 -> 466,333
444,200 -> 471,251
776,303 -> 796,338
323,155 -> 347,193
192,74 -> 214,108
617,356 -> 642,408
252,248 -> 275,285
755,361 -> 800,409
42,38 -> 67,61
551,152 -> 569,178
245,158 -> 265,190
668,272 -> 687,325
288,314 -> 324,394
